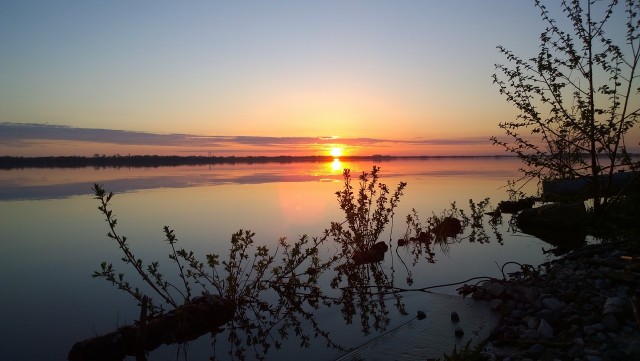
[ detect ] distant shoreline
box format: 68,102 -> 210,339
0,154 -> 516,170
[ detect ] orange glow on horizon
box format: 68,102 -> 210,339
0,137 -> 512,158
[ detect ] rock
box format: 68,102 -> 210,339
454,326 -> 464,338
371,241 -> 389,253
527,343 -> 545,357
626,340 -> 640,355
568,345 -> 584,358
584,355 -> 604,361
450,311 -> 459,322
605,270 -> 636,283
471,289 -> 486,300
537,319 -> 554,339
517,201 -> 587,228
535,308 -> 558,323
601,313 -> 621,331
603,296 -> 625,314
593,332 -> 607,342
521,329 -> 539,340
605,348 -> 626,360
516,202 -> 587,249
463,240 -> 640,361
542,297 -> 565,312
501,326 -> 517,339
515,285 -> 537,303
416,310 -> 426,320
431,216 -> 462,238
584,323 -> 604,335
584,348 -> 602,356
510,309 -> 524,319
487,282 -> 505,298
352,241 -> 388,265
489,298 -> 503,310
566,314 -> 583,325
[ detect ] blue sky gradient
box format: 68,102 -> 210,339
1,1 -> 637,156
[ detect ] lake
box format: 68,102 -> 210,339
0,157 -> 555,360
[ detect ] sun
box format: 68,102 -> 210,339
329,146 -> 343,158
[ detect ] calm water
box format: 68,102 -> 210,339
0,158 -> 554,360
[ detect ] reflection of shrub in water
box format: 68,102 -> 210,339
88,166 -> 408,360
90,184 -> 341,360
399,198 -> 502,269
329,166 -> 406,257
86,168 -> 504,360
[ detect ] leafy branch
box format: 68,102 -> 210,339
92,184 -> 181,314
492,0 -> 640,213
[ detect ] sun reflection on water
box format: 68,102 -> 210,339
330,158 -> 343,172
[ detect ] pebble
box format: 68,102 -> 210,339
584,323 -> 603,335
461,241 -> 640,360
489,298 -> 503,310
542,297 -> 564,312
487,282 -> 505,298
627,340 -> 640,354
537,318 -> 554,339
527,343 -> 545,357
601,313 -> 621,331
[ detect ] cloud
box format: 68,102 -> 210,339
0,122 -> 493,154
0,123 -> 221,147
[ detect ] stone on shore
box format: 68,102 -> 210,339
459,241 -> 640,360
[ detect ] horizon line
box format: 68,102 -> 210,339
0,154 -> 519,170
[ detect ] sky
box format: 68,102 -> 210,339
1,0 -> 638,157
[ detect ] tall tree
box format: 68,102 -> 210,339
492,0 -> 640,213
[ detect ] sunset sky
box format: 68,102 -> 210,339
1,1 -> 638,157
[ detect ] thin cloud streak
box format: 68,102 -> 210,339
0,122 -> 494,155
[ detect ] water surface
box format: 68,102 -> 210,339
0,158 -> 552,360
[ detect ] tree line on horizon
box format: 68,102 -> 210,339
0,154 -> 519,169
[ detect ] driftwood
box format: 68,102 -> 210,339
68,294 -> 235,361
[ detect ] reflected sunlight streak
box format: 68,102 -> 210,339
330,158 -> 343,172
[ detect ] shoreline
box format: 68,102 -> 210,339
0,154 -> 516,169
465,240 -> 640,360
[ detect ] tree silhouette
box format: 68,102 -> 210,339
492,0 -> 640,212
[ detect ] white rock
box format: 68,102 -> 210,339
538,318 -> 554,339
